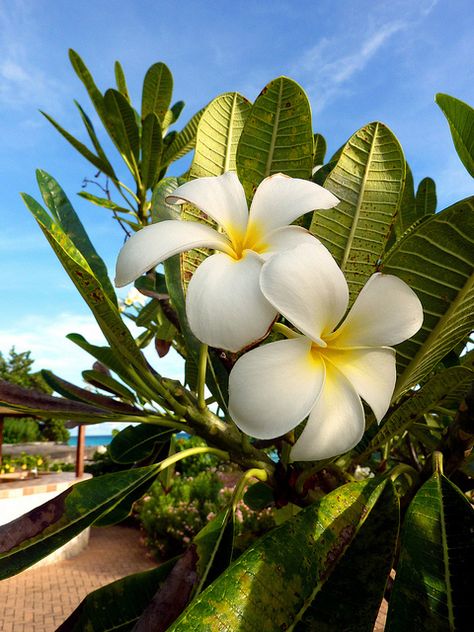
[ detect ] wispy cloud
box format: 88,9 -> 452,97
293,0 -> 439,113
0,0 -> 64,109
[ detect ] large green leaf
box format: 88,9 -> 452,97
358,366 -> 474,458
436,93 -> 474,178
141,112 -> 163,190
161,107 -> 205,166
236,76 -> 313,200
386,472 -> 474,631
56,559 -> 176,632
21,185 -> 148,372
36,169 -> 116,304
382,197 -> 474,396
141,62 -> 173,123
181,92 -> 251,288
310,122 -> 405,303
295,483 -> 399,631
81,369 -> 137,402
188,92 -> 251,178
0,466 -> 160,579
168,479 -> 392,630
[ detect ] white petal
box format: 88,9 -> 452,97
258,226 -> 319,260
260,242 -> 349,344
229,337 -> 325,439
324,347 -> 396,421
334,273 -> 424,347
186,251 -> 277,352
290,363 -> 365,461
247,173 -> 339,237
165,172 -> 248,245
115,220 -> 233,287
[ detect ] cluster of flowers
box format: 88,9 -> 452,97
116,173 -> 423,461
0,454 -> 45,476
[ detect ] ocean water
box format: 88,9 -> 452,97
68,435 -> 112,447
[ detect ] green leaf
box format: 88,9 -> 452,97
69,49 -> 107,122
141,62 -> 173,123
310,122 -> 405,303
36,170 -> 116,304
394,163 -> 416,239
416,177 -> 437,216
104,88 -> 140,169
21,188 -> 148,372
73,100 -> 117,179
40,110 -> 113,178
141,112 -> 163,190
382,197 -> 474,396
41,369 -> 141,415
109,423 -> 173,464
56,559 -> 176,632
386,473 -> 474,631
181,93 -> 251,290
0,379 -> 121,422
162,107 -> 205,166
162,100 -> 186,132
243,481 -> 274,510
0,466 -> 160,579
313,132 -> 327,166
189,92 -> 251,178
359,366 -> 474,457
236,77 -> 313,200
436,93 -> 474,178
114,60 -> 130,102
81,369 -> 137,402
295,483 -> 399,631
150,177 -> 181,222
168,479 -> 391,630
77,191 -> 131,216
66,333 -> 133,381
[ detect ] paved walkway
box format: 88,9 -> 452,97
0,525 -> 155,632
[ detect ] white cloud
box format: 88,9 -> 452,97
0,311 -> 184,385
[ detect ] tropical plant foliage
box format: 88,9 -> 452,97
0,52 -> 473,630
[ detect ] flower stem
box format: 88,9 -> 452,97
197,344 -> 208,410
231,468 -> 268,511
156,446 -> 229,474
272,323 -> 299,339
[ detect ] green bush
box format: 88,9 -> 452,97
2,418 -> 42,443
137,468 -> 275,560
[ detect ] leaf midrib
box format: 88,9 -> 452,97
437,475 -> 455,630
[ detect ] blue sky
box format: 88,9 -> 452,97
0,0 -> 473,422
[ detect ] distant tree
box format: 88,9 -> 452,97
0,348 -> 69,443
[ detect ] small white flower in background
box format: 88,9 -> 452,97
95,445 -> 107,455
228,242 -> 423,462
353,465 -> 374,480
115,172 -> 339,352
124,287 -> 147,307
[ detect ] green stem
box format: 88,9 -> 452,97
231,468 -> 268,511
389,463 -> 419,487
272,323 -> 299,339
197,344 -> 208,410
156,446 -> 229,474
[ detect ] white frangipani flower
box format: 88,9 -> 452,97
228,242 -> 424,461
115,172 -> 339,352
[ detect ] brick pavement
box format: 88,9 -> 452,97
0,525 -> 156,632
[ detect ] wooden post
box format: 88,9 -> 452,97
0,416 -> 4,468
75,424 -> 85,478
